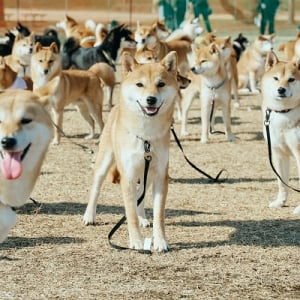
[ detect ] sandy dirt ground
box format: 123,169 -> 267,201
0,16 -> 299,300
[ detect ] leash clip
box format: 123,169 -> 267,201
144,140 -> 152,161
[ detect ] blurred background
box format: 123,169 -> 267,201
0,0 -> 299,36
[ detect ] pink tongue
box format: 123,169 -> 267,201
145,107 -> 158,114
1,151 -> 23,180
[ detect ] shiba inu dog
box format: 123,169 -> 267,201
31,42 -> 104,145
0,90 -> 53,243
4,32 -> 35,76
56,15 -> 96,48
135,21 -> 191,75
184,43 -> 235,143
0,56 -> 33,91
261,50 -> 300,214
83,51 -> 179,252
278,32 -> 300,61
237,34 -> 275,94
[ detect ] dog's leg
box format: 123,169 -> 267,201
83,147 -> 114,225
222,98 -> 235,142
249,71 -> 260,94
136,183 -> 150,227
75,102 -> 95,139
200,97 -> 211,143
121,179 -> 144,250
174,94 -> 182,121
181,90 -> 196,136
152,169 -> 169,252
292,148 -> 300,214
52,107 -> 63,145
269,153 -> 289,209
0,205 -> 17,243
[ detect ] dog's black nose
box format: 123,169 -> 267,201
44,69 -> 49,75
278,87 -> 286,95
142,38 -> 146,43
1,137 -> 17,149
146,96 -> 157,106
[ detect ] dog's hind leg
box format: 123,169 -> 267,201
222,99 -> 235,142
0,205 -> 17,243
75,102 -> 95,139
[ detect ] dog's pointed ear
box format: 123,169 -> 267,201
49,42 -> 59,54
265,50 -> 279,72
161,51 -> 177,74
121,51 -> 138,76
292,56 -> 300,71
209,43 -> 220,55
34,42 -> 43,53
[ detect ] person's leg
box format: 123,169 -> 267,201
260,15 -> 266,34
203,15 -> 212,32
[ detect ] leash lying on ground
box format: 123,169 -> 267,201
108,127 -> 227,253
264,108 -> 300,193
171,125 -> 226,183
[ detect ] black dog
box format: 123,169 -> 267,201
61,24 -> 136,71
0,31 -> 15,56
16,22 -> 61,50
232,33 -> 249,61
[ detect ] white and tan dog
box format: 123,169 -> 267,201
5,32 -> 35,77
31,42 -> 104,145
0,90 -> 53,243
83,51 -> 179,252
237,34 -> 275,94
183,43 -> 235,143
261,50 -> 300,214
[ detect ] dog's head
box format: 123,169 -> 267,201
254,34 -> 275,55
213,36 -> 232,60
12,32 -> 35,59
135,22 -> 158,50
234,33 -> 249,50
31,42 -> 61,78
0,90 -> 52,180
262,50 -> 300,110
191,43 -> 222,75
120,51 -> 178,117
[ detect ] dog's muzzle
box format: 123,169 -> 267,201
137,97 -> 163,116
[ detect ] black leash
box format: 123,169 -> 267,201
171,125 -> 226,183
108,140 -> 152,254
51,121 -> 94,154
209,100 -> 225,135
264,108 -> 300,193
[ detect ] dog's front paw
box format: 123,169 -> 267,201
138,216 -> 150,227
83,210 -> 96,225
251,89 -> 260,95
201,136 -> 208,144
153,237 -> 169,252
293,205 -> 300,214
84,133 -> 94,140
233,101 -> 240,108
129,235 -> 144,250
269,199 -> 285,208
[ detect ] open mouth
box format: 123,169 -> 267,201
136,101 -> 163,116
0,143 -> 31,180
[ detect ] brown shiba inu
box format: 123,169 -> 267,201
4,32 -> 35,76
0,90 -> 53,243
31,42 -> 104,145
184,43 -> 235,143
83,51 -> 179,252
278,32 -> 300,60
135,21 -> 191,75
56,15 -> 96,48
261,51 -> 300,214
0,56 -> 33,91
237,34 -> 275,94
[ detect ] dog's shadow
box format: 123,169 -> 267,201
0,236 -> 84,255
170,218 -> 300,250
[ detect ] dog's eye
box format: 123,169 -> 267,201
49,60 -> 53,64
157,81 -> 165,88
273,76 -> 279,81
200,60 -> 207,64
21,118 -> 32,124
288,78 -> 295,83
136,82 -> 143,87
